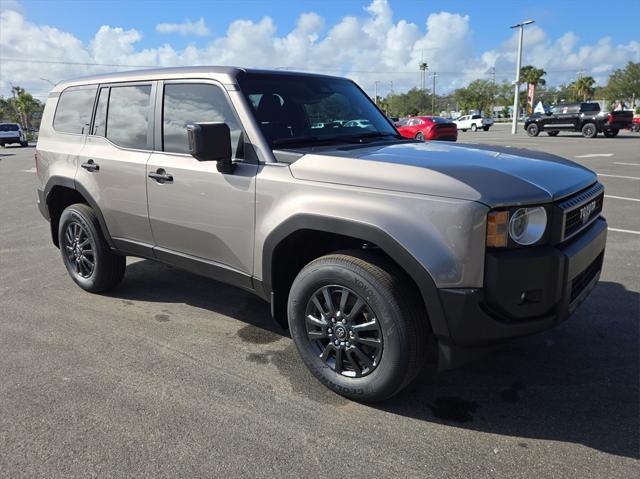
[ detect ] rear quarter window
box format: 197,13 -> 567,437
53,86 -> 97,134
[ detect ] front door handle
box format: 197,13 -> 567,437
81,160 -> 99,172
148,168 -> 173,183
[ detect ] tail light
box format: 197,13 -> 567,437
608,113 -> 613,124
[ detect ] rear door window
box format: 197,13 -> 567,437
53,86 -> 97,134
105,84 -> 152,150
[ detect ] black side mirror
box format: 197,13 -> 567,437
187,122 -> 235,174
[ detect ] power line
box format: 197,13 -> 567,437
0,57 -> 618,76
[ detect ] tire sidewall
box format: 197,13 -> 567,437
415,132 -> 425,141
471,124 -> 477,131
58,206 -> 105,291
288,261 -> 409,401
527,123 -> 539,136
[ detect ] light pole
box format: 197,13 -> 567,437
510,20 -> 534,134
40,77 -> 56,86
431,72 -> 437,115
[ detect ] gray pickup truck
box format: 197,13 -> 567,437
35,67 -> 607,401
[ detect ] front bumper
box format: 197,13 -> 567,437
438,217 -> 607,346
0,136 -> 20,144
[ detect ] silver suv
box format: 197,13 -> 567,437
35,67 -> 607,401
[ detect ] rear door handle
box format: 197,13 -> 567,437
148,168 -> 173,183
81,160 -> 99,172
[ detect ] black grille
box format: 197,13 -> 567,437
570,253 -> 603,302
557,183 -> 604,241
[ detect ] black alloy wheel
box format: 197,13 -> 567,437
305,285 -> 383,378
63,221 -> 96,279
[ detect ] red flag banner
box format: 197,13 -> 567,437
527,83 -> 536,114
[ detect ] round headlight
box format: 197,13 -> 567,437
508,207 -> 547,245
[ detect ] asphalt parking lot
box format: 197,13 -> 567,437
1,126 -> 638,478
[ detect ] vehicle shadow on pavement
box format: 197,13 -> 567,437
382,280 -> 639,459
109,263 -> 638,459
109,259 -> 287,338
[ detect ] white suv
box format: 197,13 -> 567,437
0,123 -> 28,147
454,114 -> 493,132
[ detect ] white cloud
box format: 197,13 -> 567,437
156,18 -> 210,36
1,0 -> 639,101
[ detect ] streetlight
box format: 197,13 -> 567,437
40,77 -> 56,86
510,20 -> 534,134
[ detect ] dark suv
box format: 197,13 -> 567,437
524,102 -> 633,138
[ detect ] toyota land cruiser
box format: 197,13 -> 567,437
35,67 -> 607,401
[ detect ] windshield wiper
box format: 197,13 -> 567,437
346,132 -> 401,142
272,136 -> 355,147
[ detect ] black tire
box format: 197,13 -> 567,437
581,122 -> 597,138
526,123 -> 540,137
58,203 -> 126,293
483,126 -> 490,131
287,251 -> 430,402
603,129 -> 619,138
415,132 -> 425,141
461,129 -> 467,132
471,123 -> 478,132
20,141 -> 28,147
547,130 -> 559,136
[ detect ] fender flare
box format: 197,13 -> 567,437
261,214 -> 451,339
43,176 -> 115,249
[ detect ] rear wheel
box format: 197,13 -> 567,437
287,251 -> 430,402
581,122 -> 597,138
547,130 -> 559,136
20,141 -> 28,147
471,124 -> 478,132
461,129 -> 467,132
58,203 -> 126,293
483,126 -> 490,131
415,132 -> 425,141
526,123 -> 540,137
603,129 -> 619,138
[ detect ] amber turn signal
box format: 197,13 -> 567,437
487,211 -> 508,247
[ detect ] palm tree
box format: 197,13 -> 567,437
572,76 -> 596,101
10,86 -> 39,129
520,65 -> 547,87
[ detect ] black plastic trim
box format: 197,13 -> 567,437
43,175 -> 116,249
261,214 -> 450,339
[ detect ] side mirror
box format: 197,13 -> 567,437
187,122 -> 235,174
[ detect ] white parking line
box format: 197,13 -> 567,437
597,174 -> 640,180
20,168 -> 36,173
576,153 -> 614,158
605,195 -> 640,202
608,227 -> 640,235
613,162 -> 640,167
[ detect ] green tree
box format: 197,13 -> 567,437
520,65 -> 547,87
9,86 -> 41,129
603,62 -> 640,105
453,79 -> 496,115
572,76 -> 596,102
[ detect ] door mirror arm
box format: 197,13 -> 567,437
187,122 -> 236,174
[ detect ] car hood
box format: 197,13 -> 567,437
288,141 -> 597,207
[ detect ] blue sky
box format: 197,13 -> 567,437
19,0 -> 639,53
2,0 -> 639,99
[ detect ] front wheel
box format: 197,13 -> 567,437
287,252 -> 430,402
526,123 -> 540,137
471,124 -> 478,132
415,132 -> 425,141
59,203 -> 126,293
483,126 -> 490,131
582,123 -> 597,138
20,141 -> 28,147
603,129 -> 619,138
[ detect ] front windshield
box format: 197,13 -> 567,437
237,73 -> 398,146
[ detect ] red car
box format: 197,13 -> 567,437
395,116 -> 458,141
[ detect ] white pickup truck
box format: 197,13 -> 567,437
454,114 -> 494,132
